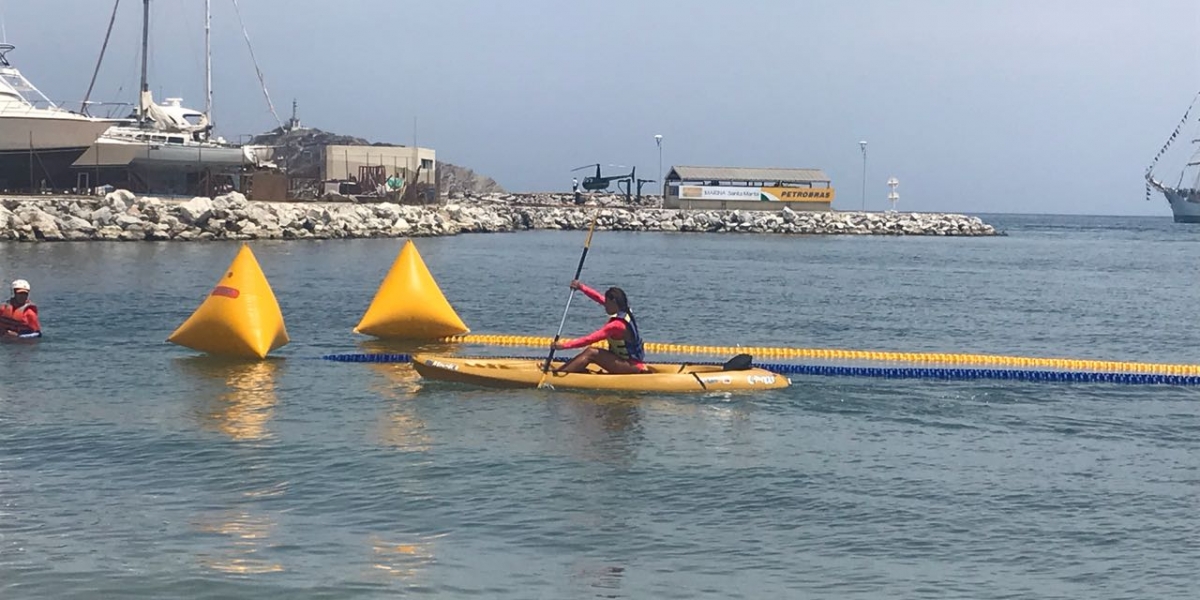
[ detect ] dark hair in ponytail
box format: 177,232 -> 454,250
605,287 -> 630,313
605,286 -> 638,333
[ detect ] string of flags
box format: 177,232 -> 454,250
1146,91 -> 1200,201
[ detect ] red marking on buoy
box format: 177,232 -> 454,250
211,285 -> 241,299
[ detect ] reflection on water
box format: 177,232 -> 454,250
175,357 -> 282,442
550,394 -> 644,466
0,338 -> 42,396
175,358 -> 288,574
368,534 -> 440,582
355,338 -> 462,357
367,363 -> 432,452
565,394 -> 642,433
368,363 -> 424,400
570,561 -> 626,599
548,392 -> 759,469
362,362 -> 438,585
193,508 -> 284,574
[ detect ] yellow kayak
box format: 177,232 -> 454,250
411,354 -> 791,393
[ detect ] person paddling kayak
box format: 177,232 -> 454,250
0,279 -> 41,338
552,280 -> 647,374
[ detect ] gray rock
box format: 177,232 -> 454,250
114,214 -> 145,230
90,206 -> 114,226
105,189 -> 135,211
62,215 -> 95,233
97,225 -> 123,240
177,197 -> 214,225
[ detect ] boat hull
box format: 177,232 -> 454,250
0,114 -> 114,152
1162,188 -> 1200,223
0,146 -> 90,190
73,137 -> 256,169
71,136 -> 271,195
411,354 -> 791,393
0,115 -> 115,189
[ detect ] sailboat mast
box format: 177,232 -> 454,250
204,0 -> 212,122
139,0 -> 150,126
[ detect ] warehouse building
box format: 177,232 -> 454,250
663,165 -> 834,211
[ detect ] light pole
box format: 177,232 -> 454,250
859,140 -> 867,212
654,134 -> 663,192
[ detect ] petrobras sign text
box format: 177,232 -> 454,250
679,185 -> 835,202
760,187 -> 835,202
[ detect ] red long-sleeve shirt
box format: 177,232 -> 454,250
559,284 -> 643,366
560,317 -> 629,350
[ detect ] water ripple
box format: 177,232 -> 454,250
3,228 -> 1200,597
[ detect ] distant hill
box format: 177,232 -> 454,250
249,127 -> 505,195
438,162 -> 506,196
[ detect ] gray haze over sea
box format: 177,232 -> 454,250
7,1 -> 1192,215
1,214 -> 1197,599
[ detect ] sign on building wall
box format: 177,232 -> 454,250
679,186 -> 760,200
679,185 -> 835,202
760,187 -> 835,202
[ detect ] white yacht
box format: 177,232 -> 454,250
74,95 -> 275,172
0,44 -> 116,190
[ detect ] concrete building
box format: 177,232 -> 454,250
323,144 -> 436,185
663,165 -> 834,211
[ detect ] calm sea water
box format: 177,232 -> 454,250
1,213 -> 1198,599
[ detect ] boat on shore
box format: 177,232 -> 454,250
0,44 -> 117,191
75,97 -> 274,172
71,0 -> 276,195
411,353 -> 791,393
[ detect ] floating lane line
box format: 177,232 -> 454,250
320,352 -> 1200,385
426,334 -> 1200,376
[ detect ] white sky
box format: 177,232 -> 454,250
7,0 -> 1200,215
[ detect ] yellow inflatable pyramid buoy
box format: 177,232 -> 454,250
167,244 -> 290,359
354,239 -> 470,339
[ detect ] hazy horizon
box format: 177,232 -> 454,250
6,0 -> 1200,216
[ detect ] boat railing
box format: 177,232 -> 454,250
0,100 -> 67,116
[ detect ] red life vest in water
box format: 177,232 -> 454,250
0,301 -> 40,336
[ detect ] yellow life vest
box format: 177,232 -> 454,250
606,311 -> 644,361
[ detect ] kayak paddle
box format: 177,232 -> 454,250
538,211 -> 600,389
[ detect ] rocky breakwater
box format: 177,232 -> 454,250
0,191 -> 510,241
0,191 -> 997,241
515,205 -> 997,236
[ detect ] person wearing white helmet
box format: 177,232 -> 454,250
0,279 -> 41,338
